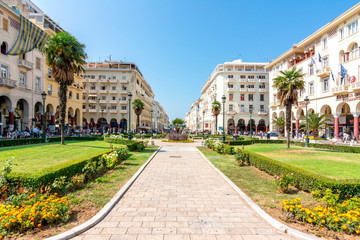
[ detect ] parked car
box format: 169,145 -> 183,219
269,132 -> 279,137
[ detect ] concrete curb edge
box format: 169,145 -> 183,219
45,146 -> 162,240
196,147 -> 322,240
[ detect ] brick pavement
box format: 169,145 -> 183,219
76,142 -> 297,240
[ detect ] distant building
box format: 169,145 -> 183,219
152,100 -> 169,132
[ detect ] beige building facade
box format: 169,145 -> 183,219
266,3 -> 360,140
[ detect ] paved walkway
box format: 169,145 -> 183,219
76,142 -> 297,240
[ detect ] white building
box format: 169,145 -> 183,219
265,3 -> 360,140
152,100 -> 169,132
187,59 -> 270,134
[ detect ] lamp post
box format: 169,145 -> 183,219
150,110 -> 153,134
221,95 -> 226,141
249,108 -> 253,137
202,110 -> 205,136
41,91 -> 47,143
101,109 -> 104,134
304,96 -> 310,147
128,92 -> 132,140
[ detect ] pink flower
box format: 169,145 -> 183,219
276,176 -> 281,180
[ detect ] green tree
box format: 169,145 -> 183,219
212,101 -> 221,134
300,113 -> 329,138
132,99 -> 145,132
41,32 -> 86,145
272,116 -> 285,137
172,118 -> 184,133
273,67 -> 305,148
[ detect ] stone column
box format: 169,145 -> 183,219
255,125 -> 258,134
51,114 -> 55,124
295,119 -> 299,134
334,115 -> 339,139
266,125 -> 268,132
70,115 -> 75,126
353,114 -> 359,140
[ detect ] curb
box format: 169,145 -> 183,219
45,147 -> 162,240
196,148 -> 322,240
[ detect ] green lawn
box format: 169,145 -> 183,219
0,141 -> 126,174
242,144 -> 360,180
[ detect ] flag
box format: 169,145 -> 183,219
318,53 -> 322,62
311,58 -> 316,65
340,65 -> 347,79
7,15 -> 49,56
331,70 -> 335,82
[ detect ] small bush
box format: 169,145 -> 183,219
167,133 -> 188,141
275,173 -> 294,193
70,174 -> 86,189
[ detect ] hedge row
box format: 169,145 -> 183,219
104,137 -> 145,151
238,149 -> 360,198
0,136 -> 103,147
225,139 -> 286,145
291,141 -> 360,153
7,148 -> 113,191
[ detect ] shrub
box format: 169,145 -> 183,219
167,133 -> 188,141
0,193 -> 71,237
104,136 -> 144,151
234,148 -> 250,166
70,174 -> 86,189
275,173 -> 294,193
291,141 -> 360,153
223,145 -> 235,155
51,176 -> 73,194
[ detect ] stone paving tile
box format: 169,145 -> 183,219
77,142 -> 299,240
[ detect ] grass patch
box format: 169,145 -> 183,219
243,144 -> 360,179
197,146 -> 315,208
0,141 -> 126,174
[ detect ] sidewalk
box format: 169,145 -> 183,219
76,141 -> 298,240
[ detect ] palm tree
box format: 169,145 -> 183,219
272,116 -> 285,137
300,113 -> 329,138
41,32 -> 86,145
132,99 -> 144,132
172,118 -> 184,133
273,67 -> 305,148
212,101 -> 221,134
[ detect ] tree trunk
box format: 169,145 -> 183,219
285,104 -> 292,148
136,114 -> 140,133
215,115 -> 218,134
59,81 -> 68,145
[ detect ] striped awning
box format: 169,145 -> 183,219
7,15 -> 49,56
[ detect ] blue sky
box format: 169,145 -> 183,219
32,0 -> 359,121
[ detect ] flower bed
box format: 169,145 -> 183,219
282,197 -> 360,235
161,140 -> 194,143
0,193 -> 71,238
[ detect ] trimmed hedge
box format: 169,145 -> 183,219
104,137 -> 144,151
0,136 -> 103,147
237,149 -> 360,198
224,139 -> 286,145
291,141 -> 360,153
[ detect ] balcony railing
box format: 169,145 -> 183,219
227,111 -> 236,115
109,79 -> 117,83
239,78 -> 247,82
247,88 -> 256,92
239,88 -> 247,92
259,78 -> 267,82
247,78 -> 256,82
120,110 -> 127,114
119,100 -> 127,104
99,90 -> 107,94
109,109 -> 117,113
89,109 -> 97,113
258,110 -> 268,116
0,78 -> 16,88
331,85 -> 349,94
258,88 -> 268,92
316,66 -> 330,77
18,59 -> 34,70
349,82 -> 360,91
227,87 -> 236,92
227,78 -> 235,83
120,90 -> 128,94
109,90 -> 118,94
120,79 -> 128,83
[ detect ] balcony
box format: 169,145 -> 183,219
109,79 -> 117,83
120,90 -> 128,94
316,66 -> 330,77
259,78 -> 267,83
247,88 -> 256,92
239,88 -> 247,92
227,78 -> 235,83
88,89 -> 97,94
349,82 -> 360,91
227,111 -> 236,115
120,110 -> 127,114
109,90 -> 118,94
89,109 -> 97,113
88,99 -> 97,104
119,100 -> 127,104
331,85 -> 349,94
88,78 -> 97,83
109,100 -> 118,104
258,88 -> 268,92
258,110 -> 268,116
18,59 -> 33,70
227,87 -> 236,92
239,78 -> 247,82
0,78 -> 16,88
247,78 -> 256,83
99,90 -> 107,94
99,100 -> 107,104
120,79 -> 128,84
109,109 -> 117,113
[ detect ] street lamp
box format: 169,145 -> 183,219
101,109 -> 104,134
150,110 -> 153,134
128,92 -> 132,140
41,91 -> 47,143
304,96 -> 310,147
249,108 -> 253,137
202,110 -> 205,136
221,95 -> 226,141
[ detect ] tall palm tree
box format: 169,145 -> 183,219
273,67 -> 305,148
132,99 -> 144,132
41,32 -> 86,145
300,113 -> 328,138
172,118 -> 184,133
212,101 -> 221,134
272,116 -> 285,137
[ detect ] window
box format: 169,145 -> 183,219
0,64 -> 8,78
259,83 -> 265,89
260,105 -> 265,111
257,75 -> 266,79
348,20 -> 358,35
240,105 -> 245,112
122,76 -> 126,80
110,106 -> 117,110
101,96 -> 106,100
260,94 -> 264,101
322,56 -> 329,68
89,105 -> 96,109
1,42 -> 7,55
48,84 -> 52,95
111,86 -> 116,90
339,28 -> 345,39
121,106 -> 127,110
351,44 -> 359,60
240,84 -> 245,89
2,18 -> 8,31
112,76 -> 117,79
48,68 -> 52,75
82,105 -> 86,109
19,53 -> 25,60
19,72 -> 26,85
228,84 -> 234,88
69,91 -> 73,99
111,96 -> 115,100
121,96 -> 126,101
76,93 -> 80,100
228,75 -> 233,78
323,78 -> 329,92
229,104 -> 234,111
309,64 -> 314,75
309,82 -> 314,95
35,77 -> 41,89
227,68 -> 232,71
249,105 -> 253,111
35,57 -> 41,69
101,105 -> 106,110
248,94 -> 253,101
247,85 -> 255,88
101,85 -> 106,90
240,75 -> 246,79
248,75 -> 254,79
240,94 -> 245,101
90,85 -> 96,90
122,86 -> 127,90
322,37 -> 328,49
99,75 -> 106,79
229,94 -> 233,101
90,75 -> 95,79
